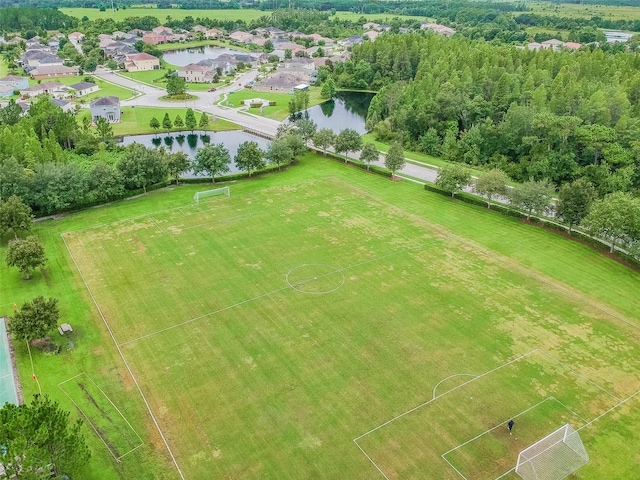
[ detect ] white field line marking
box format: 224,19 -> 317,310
577,386 -> 640,432
58,372 -> 145,461
441,396 -> 587,480
148,216 -> 166,235
0,373 -> 14,380
432,373 -> 477,399
58,383 -> 121,461
119,245 -> 425,346
26,340 -> 41,396
537,349 -> 621,401
494,467 -> 516,480
353,349 -> 539,442
61,235 -> 185,480
441,454 -> 468,480
352,439 -> 390,480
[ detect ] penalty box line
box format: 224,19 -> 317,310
440,396 -> 588,480
58,372 -> 144,461
118,244 -> 426,347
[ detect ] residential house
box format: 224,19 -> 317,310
124,52 -> 160,72
0,75 -> 29,90
7,37 -> 26,45
90,96 -> 121,123
98,34 -> 115,48
112,31 -> 131,40
304,33 -> 334,46
205,28 -> 223,39
253,71 -> 311,93
152,26 -> 173,34
565,42 -> 582,50
229,31 -> 254,44
526,42 -> 545,51
363,22 -> 380,31
379,24 -> 392,32
30,65 -> 79,80
192,25 -> 208,33
128,29 -> 146,37
0,85 -> 14,97
541,39 -> 565,51
338,35 -> 364,48
20,82 -> 68,98
363,30 -> 381,41
68,81 -> 99,97
251,36 -> 268,47
50,98 -> 74,113
265,27 -> 286,39
68,32 -> 85,43
272,39 -> 299,51
280,57 -> 316,73
177,63 -> 214,83
420,22 -> 456,36
142,33 -> 167,45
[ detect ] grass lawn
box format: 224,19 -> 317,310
335,11 -> 432,22
225,87 -> 325,120
120,68 -> 170,87
60,7 -> 268,22
526,1 -> 640,21
3,154 -> 639,479
27,75 -> 135,102
78,106 -> 241,136
0,57 -> 8,78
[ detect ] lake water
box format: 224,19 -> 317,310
603,31 -> 633,43
162,46 -> 251,66
292,91 -> 374,135
119,130 -> 271,177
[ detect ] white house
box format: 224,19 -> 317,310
68,81 -> 99,97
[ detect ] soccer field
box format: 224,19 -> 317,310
59,173 -> 640,479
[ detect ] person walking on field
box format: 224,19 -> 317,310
508,419 -> 515,435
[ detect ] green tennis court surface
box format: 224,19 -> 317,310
0,318 -> 19,405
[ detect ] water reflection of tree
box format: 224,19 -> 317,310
320,99 -> 335,117
151,137 -> 162,148
336,92 -> 374,118
200,134 -> 211,144
187,134 -> 198,149
163,136 -> 174,148
176,134 -> 185,146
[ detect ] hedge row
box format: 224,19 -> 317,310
423,184 -> 640,269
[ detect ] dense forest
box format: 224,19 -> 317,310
332,33 -> 640,195
0,7 -> 77,32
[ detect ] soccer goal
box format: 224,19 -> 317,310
515,424 -> 588,480
193,186 -> 230,204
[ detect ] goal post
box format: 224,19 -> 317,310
515,424 -> 588,480
193,186 -> 230,204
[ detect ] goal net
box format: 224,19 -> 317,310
194,186 -> 230,204
515,424 -> 588,480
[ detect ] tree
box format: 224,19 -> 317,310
288,91 -> 310,115
359,142 -> 379,170
199,112 -> 210,129
194,143 -> 231,182
117,143 -> 168,192
294,118 -> 317,145
234,141 -> 265,177
582,192 -> 640,253
384,142 -> 406,179
185,108 -> 197,131
334,129 -> 362,162
321,77 -> 337,99
312,128 -> 335,155
0,99 -> 23,126
509,179 -> 555,220
0,394 -> 90,478
162,112 -> 173,132
436,164 -> 471,197
284,49 -> 292,60
283,133 -> 307,159
166,75 -> 186,96
149,117 -> 160,134
87,162 -> 125,202
166,152 -> 191,185
10,296 -> 59,342
265,138 -> 294,170
0,195 -> 33,239
474,168 -> 509,207
557,178 -> 597,234
6,236 -> 46,280
94,116 -> 113,143
174,114 -> 184,129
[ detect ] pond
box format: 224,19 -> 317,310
292,91 -> 375,135
119,130 -> 271,177
162,45 -> 251,67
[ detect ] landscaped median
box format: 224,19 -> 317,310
222,87 -> 326,121
78,106 -> 242,136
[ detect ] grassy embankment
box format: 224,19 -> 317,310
28,75 -> 135,103
2,152 -> 639,479
223,87 -> 325,120
78,106 -> 240,136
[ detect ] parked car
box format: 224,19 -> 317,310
208,87 -> 217,92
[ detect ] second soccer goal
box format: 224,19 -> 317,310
194,186 -> 230,204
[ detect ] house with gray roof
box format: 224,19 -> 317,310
90,96 -> 121,123
253,71 -> 311,94
0,75 -> 29,90
69,81 -> 99,97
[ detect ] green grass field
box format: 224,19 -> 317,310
225,87 -> 325,120
2,154 -> 640,479
525,1 -> 640,21
27,75 -> 135,103
60,7 -> 269,23
0,58 -> 8,78
78,106 -> 241,136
